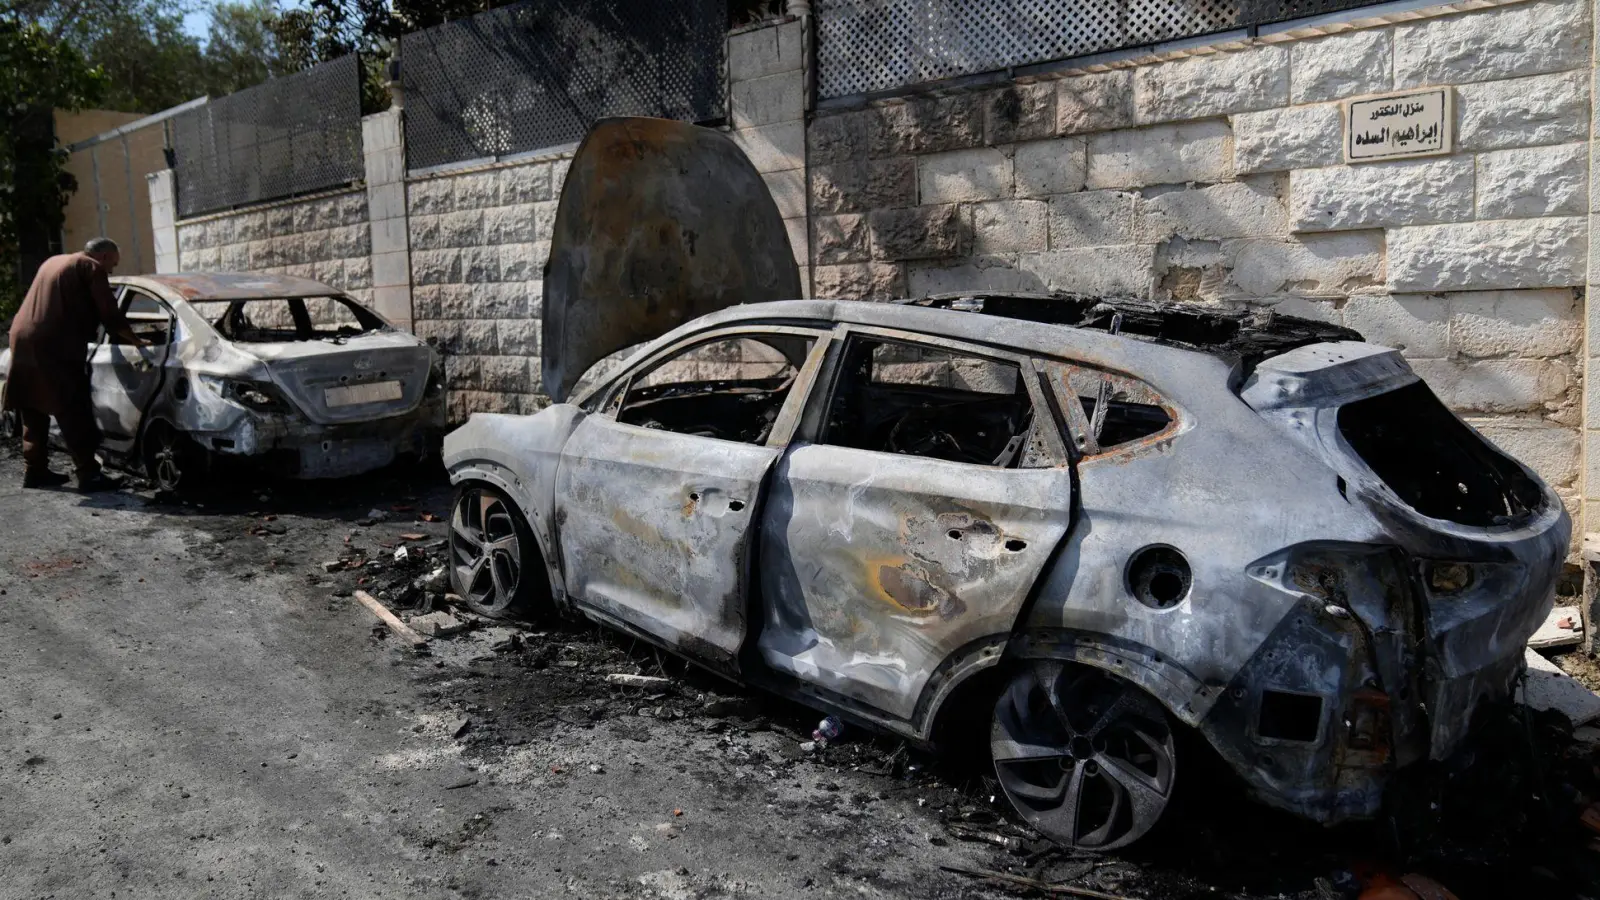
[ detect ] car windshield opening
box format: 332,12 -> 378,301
190,296 -> 387,343
1337,380 -> 1544,527
823,337 -> 1033,467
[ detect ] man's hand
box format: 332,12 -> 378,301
116,327 -> 150,349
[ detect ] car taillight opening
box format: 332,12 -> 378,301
1336,381 -> 1544,527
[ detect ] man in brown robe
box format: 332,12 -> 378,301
3,238 -> 144,490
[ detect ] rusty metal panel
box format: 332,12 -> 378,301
543,117 -> 802,402
758,444 -> 1073,721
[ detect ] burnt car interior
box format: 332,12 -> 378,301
823,336 -> 1034,466
1053,364 -> 1174,450
115,290 -> 175,346
194,297 -> 387,344
617,334 -> 816,444
1338,380 -> 1545,526
910,292 -> 1362,374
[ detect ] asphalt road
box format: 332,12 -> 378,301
0,451 -> 1593,900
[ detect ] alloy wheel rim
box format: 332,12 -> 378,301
990,662 -> 1176,850
450,490 -> 521,610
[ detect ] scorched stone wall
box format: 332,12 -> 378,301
805,0 -> 1591,534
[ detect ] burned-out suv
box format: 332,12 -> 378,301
440,118 -> 1568,850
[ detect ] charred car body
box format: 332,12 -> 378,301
441,119 -> 1569,850
0,273 -> 443,491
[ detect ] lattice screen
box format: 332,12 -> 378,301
402,0 -> 726,171
171,55 -> 363,218
816,0 -> 1242,98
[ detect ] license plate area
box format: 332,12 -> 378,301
324,380 -> 403,407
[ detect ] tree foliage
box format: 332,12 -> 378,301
0,10 -> 105,315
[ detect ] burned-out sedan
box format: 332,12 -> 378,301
441,119 -> 1569,850
1,273 -> 443,491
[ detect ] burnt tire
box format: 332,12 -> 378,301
142,421 -> 206,495
991,662 -> 1177,851
448,483 -> 544,620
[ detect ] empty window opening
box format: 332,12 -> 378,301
1257,690 -> 1323,743
117,290 -> 174,346
823,337 -> 1034,467
190,296 -> 387,344
1051,364 -> 1173,451
1337,381 -> 1543,527
616,333 -> 816,445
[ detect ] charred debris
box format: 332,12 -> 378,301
906,292 -> 1363,373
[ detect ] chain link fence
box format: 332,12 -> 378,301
401,0 -> 727,172
171,55 -> 364,218
816,0 -> 1388,99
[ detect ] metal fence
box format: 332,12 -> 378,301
401,0 -> 727,171
816,0 -> 1387,99
171,55 -> 364,218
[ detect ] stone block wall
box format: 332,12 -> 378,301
406,156 -> 569,422
174,189 -> 374,308
807,0 -> 1592,530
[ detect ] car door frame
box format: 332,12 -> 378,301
89,284 -> 180,453
552,322 -> 835,675
750,321 -> 1079,737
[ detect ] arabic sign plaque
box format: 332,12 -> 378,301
1343,88 -> 1453,163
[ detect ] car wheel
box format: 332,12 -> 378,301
143,422 -> 203,494
991,662 -> 1177,851
448,483 -> 542,619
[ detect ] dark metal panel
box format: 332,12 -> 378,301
401,0 -> 727,171
171,55 -> 363,218
542,117 -> 802,403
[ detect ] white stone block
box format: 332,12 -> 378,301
1388,217 -> 1587,292
371,249 -> 411,289
1017,245 -> 1158,297
1289,158 -> 1474,232
362,110 -> 402,154
1224,232 -> 1385,297
1087,121 -> 1233,189
729,19 -> 803,82
369,182 -> 406,222
371,284 -> 412,327
971,200 -> 1048,254
1291,28 -> 1392,104
1137,178 -> 1287,242
364,146 -> 404,186
1049,191 -> 1136,247
1457,71 -> 1588,152
733,121 -> 805,174
1133,46 -> 1289,124
1058,71 -> 1135,135
908,257 -> 1048,296
369,216 -> 409,255
1013,137 -> 1087,198
1393,0 -> 1590,88
1342,293 -> 1449,357
763,169 -> 807,220
1233,104 -> 1343,175
1476,143 -> 1588,219
1470,417 -> 1579,487
731,71 -> 803,129
918,148 -> 1013,203
1409,358 -> 1570,413
1449,289 -> 1582,358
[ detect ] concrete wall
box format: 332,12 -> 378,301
58,109 -> 165,274
175,189 -> 374,308
804,0 -> 1591,535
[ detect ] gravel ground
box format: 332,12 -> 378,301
1,450 -> 1598,900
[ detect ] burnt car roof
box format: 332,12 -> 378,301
907,292 -> 1363,371
122,273 -> 341,301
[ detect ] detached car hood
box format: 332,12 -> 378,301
542,117 -> 802,402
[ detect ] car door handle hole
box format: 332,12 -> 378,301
1005,539 -> 1027,552
688,492 -> 700,502
728,500 -> 745,512
948,529 -> 963,540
